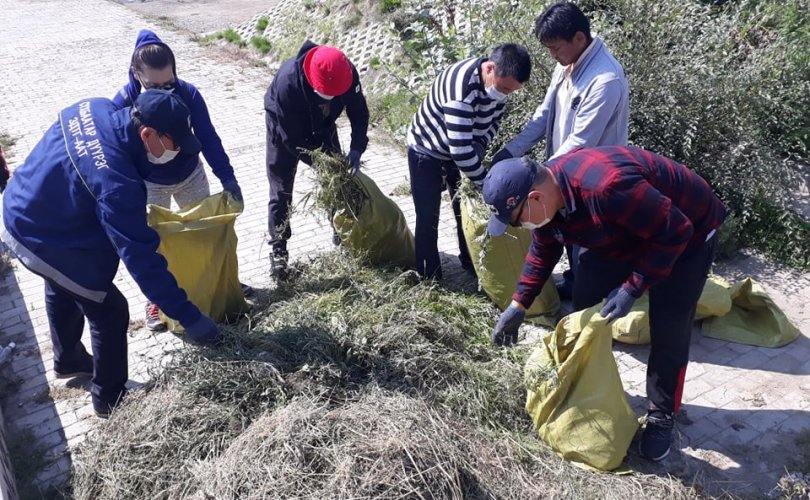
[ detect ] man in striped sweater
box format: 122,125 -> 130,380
407,44 -> 532,279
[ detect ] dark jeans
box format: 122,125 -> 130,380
44,279 -> 129,406
266,122 -> 340,251
572,236 -> 717,414
407,147 -> 472,279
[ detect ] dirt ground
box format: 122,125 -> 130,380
111,0 -> 275,35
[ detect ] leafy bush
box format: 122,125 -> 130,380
375,0 -> 809,268
202,28 -> 247,48
255,16 -> 269,33
250,36 -> 272,54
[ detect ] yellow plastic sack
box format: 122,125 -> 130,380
610,294 -> 651,345
460,195 -> 559,321
147,192 -> 248,331
333,172 -> 415,269
695,275 -> 732,320
610,276 -> 733,345
525,306 -> 638,471
703,278 -> 800,348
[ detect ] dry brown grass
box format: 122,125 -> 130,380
70,254 -> 705,499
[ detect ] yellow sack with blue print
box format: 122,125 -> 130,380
525,306 -> 638,471
147,192 -> 248,332
460,194 -> 559,324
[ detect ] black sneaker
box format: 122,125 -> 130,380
54,350 -> 94,379
639,409 -> 674,461
145,302 -> 167,332
270,250 -> 289,281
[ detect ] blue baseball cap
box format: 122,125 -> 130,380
483,157 -> 538,236
133,89 -> 201,156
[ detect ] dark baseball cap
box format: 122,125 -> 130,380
482,157 -> 538,236
133,89 -> 201,156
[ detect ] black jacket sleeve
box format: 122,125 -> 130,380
343,65 -> 370,154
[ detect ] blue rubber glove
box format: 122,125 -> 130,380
491,148 -> 513,165
183,314 -> 223,346
222,178 -> 243,202
492,304 -> 526,347
347,150 -> 362,177
599,287 -> 637,323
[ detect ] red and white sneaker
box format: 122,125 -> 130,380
145,302 -> 166,332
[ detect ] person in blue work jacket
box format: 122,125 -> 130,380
112,29 -> 246,331
263,41 -> 369,280
1,90 -> 222,418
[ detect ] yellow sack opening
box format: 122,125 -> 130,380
147,192 -> 249,331
333,172 -> 416,269
460,194 -> 559,322
525,305 -> 638,471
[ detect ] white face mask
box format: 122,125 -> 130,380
146,135 -> 180,165
486,85 -> 507,102
521,199 -> 551,230
314,90 -> 334,100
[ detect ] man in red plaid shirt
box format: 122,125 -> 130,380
483,145 -> 726,461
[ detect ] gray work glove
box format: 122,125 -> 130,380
184,314 -> 223,346
347,150 -> 362,176
491,148 -> 513,165
222,178 -> 243,202
492,304 -> 526,347
599,287 -> 637,323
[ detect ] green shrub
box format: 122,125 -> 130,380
201,28 -> 247,48
378,0 -> 809,268
250,36 -> 272,54
255,16 -> 269,33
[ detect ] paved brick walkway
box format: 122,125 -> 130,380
0,0 -> 807,497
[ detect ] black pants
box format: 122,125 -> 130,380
572,236 -> 717,414
44,279 -> 129,407
265,123 -> 340,251
407,147 -> 472,279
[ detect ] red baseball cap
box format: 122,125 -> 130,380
303,46 -> 353,97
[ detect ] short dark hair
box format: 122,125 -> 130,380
132,43 -> 175,74
490,44 -> 532,83
534,2 -> 592,44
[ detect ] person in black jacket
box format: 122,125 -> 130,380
264,40 -> 369,280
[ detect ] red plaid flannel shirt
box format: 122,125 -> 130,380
513,146 -> 726,308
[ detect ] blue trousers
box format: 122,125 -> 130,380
44,279 -> 129,407
572,236 -> 717,414
407,147 -> 471,279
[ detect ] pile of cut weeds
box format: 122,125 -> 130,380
71,254 -> 702,499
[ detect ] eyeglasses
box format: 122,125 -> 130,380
137,75 -> 177,91
509,198 -> 528,227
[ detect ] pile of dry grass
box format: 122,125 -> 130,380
71,254 -> 703,499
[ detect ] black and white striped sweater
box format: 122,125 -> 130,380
407,57 -> 506,185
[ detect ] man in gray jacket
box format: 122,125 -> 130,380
492,1 -> 629,297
